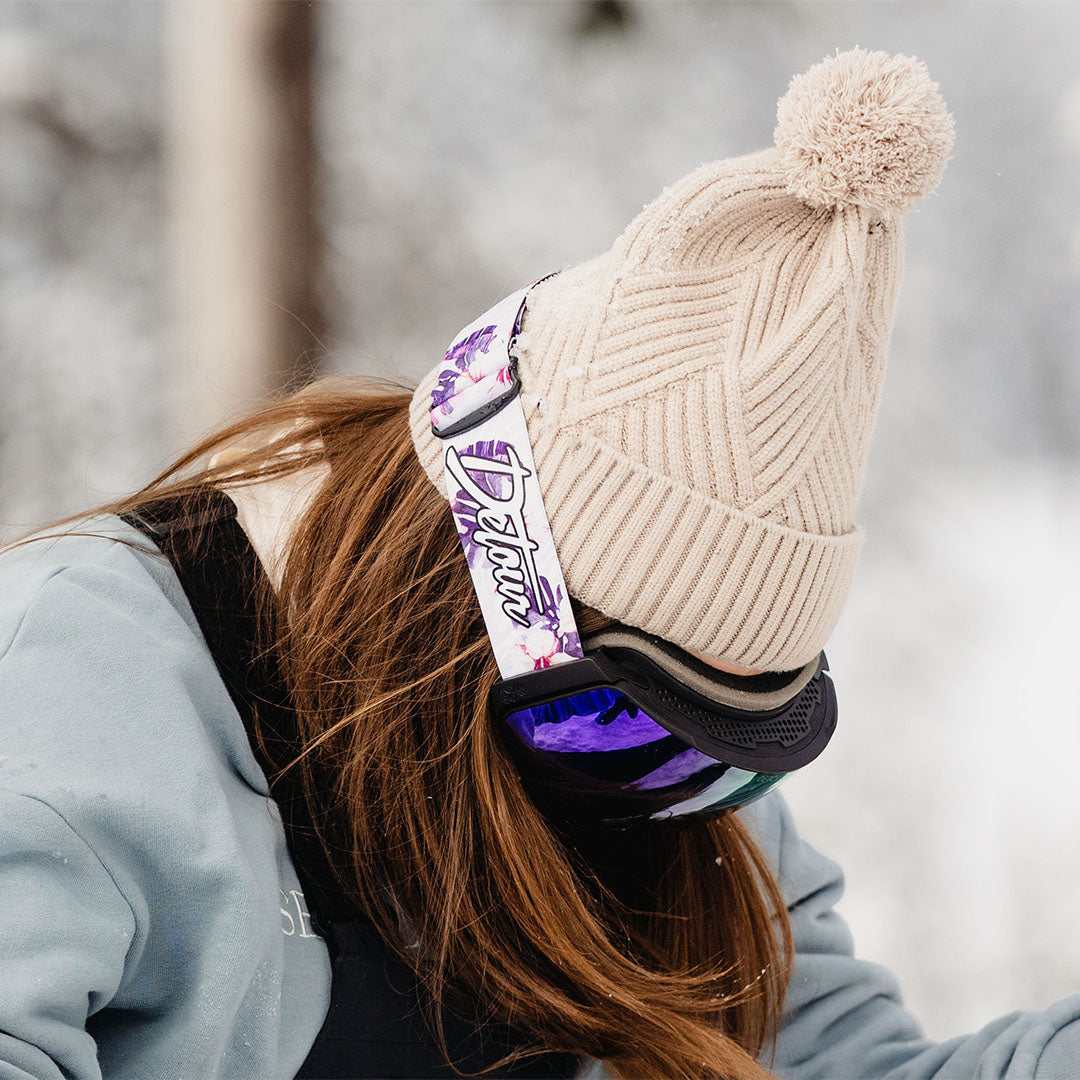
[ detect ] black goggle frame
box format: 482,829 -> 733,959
488,626 -> 837,776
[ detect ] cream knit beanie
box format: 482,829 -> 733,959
410,47 -> 954,671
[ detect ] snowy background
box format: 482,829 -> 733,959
2,0 -> 1079,1048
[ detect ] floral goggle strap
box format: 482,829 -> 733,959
429,278 -> 582,680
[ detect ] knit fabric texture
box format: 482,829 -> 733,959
410,48 -> 954,671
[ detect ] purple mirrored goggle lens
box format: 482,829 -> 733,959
502,687 -> 786,825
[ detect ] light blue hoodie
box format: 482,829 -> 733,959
1,516 -> 1078,1079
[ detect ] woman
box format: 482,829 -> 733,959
2,48 -> 1076,1080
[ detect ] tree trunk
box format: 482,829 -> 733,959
166,0 -> 322,438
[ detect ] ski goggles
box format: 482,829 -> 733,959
428,279 -> 838,827
490,623 -> 835,827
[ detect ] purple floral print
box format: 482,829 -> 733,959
430,324 -> 500,415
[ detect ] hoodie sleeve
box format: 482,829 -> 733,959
761,793 -> 1080,1079
0,788 -> 135,1080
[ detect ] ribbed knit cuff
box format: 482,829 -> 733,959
537,432 -> 863,670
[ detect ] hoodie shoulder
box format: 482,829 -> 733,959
0,515 -> 198,662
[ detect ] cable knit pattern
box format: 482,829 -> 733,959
410,48 -> 953,670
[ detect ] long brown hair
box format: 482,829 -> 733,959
33,376 -> 793,1079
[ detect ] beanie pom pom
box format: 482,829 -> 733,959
774,47 -> 955,214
